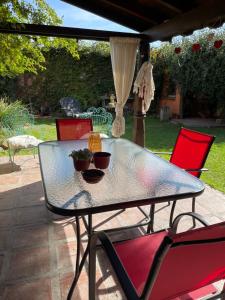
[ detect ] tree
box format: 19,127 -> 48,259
0,0 -> 79,77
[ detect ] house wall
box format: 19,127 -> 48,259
159,86 -> 181,118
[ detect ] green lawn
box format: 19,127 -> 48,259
1,116 -> 225,193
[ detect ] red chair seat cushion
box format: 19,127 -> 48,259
114,222 -> 225,299
114,230 -> 168,295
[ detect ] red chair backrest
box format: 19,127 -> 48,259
170,127 -> 215,177
56,118 -> 93,141
150,222 -> 225,299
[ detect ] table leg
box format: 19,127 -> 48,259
147,204 -> 155,233
88,214 -> 98,300
67,216 -> 89,300
67,216 -> 81,299
67,215 -> 96,300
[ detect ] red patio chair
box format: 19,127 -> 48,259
55,118 -> 93,141
152,127 -> 215,229
90,213 -> 225,300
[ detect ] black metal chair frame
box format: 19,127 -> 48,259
89,212 -> 225,300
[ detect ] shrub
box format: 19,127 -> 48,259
0,97 -> 28,148
0,96 -> 27,126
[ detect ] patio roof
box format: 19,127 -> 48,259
63,0 -> 225,41
0,0 -> 225,42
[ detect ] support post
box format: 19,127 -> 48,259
133,40 -> 150,147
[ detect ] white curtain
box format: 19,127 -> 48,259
110,37 -> 140,137
133,61 -> 155,113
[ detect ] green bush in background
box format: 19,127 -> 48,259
151,27 -> 225,118
0,42 -> 114,113
0,96 -> 28,147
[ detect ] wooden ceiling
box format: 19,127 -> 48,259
1,0 -> 225,42
63,0 -> 225,41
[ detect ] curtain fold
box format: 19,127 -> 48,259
110,37 -> 140,137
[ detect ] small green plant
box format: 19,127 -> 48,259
69,148 -> 92,160
0,128 -> 8,150
0,97 -> 26,124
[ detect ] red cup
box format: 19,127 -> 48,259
93,152 -> 111,169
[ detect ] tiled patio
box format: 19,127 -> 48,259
0,155 -> 225,300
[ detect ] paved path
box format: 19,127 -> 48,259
171,118 -> 225,127
0,156 -> 225,299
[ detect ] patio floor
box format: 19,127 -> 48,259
0,155 -> 225,300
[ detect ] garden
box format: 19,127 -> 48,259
0,100 -> 224,194
0,1 -> 224,194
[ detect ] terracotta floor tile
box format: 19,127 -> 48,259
3,278 -> 52,300
14,205 -> 48,225
54,222 -> 76,241
0,174 -> 20,185
57,241 -> 77,270
19,181 -> 43,196
0,229 -> 11,250
7,246 -> 50,280
0,195 -> 15,210
0,254 -> 5,276
60,272 -> 88,300
15,193 -> 45,208
12,225 -> 49,248
0,210 -> 13,227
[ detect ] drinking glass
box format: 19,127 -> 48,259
88,132 -> 102,152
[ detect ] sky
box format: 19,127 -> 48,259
45,0 -> 137,33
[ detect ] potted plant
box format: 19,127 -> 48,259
93,152 -> 111,169
69,148 -> 92,171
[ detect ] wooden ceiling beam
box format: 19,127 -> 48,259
153,0 -> 182,14
62,0 -> 154,31
143,0 -> 225,41
100,0 -> 157,24
0,22 -> 148,41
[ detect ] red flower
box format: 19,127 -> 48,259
175,47 -> 181,54
214,40 -> 223,49
192,43 -> 201,52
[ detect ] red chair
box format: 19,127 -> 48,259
152,127 -> 215,229
91,213 -> 225,300
55,118 -> 93,141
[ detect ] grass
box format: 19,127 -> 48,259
1,116 -> 225,193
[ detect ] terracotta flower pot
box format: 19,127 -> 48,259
73,159 -> 90,171
93,152 -> 111,169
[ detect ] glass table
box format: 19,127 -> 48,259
38,138 -> 204,299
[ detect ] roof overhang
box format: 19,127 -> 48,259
0,22 -> 148,41
0,0 -> 225,42
63,0 -> 225,41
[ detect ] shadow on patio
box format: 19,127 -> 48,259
0,156 -> 225,299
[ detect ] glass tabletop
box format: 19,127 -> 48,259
38,138 -> 204,216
